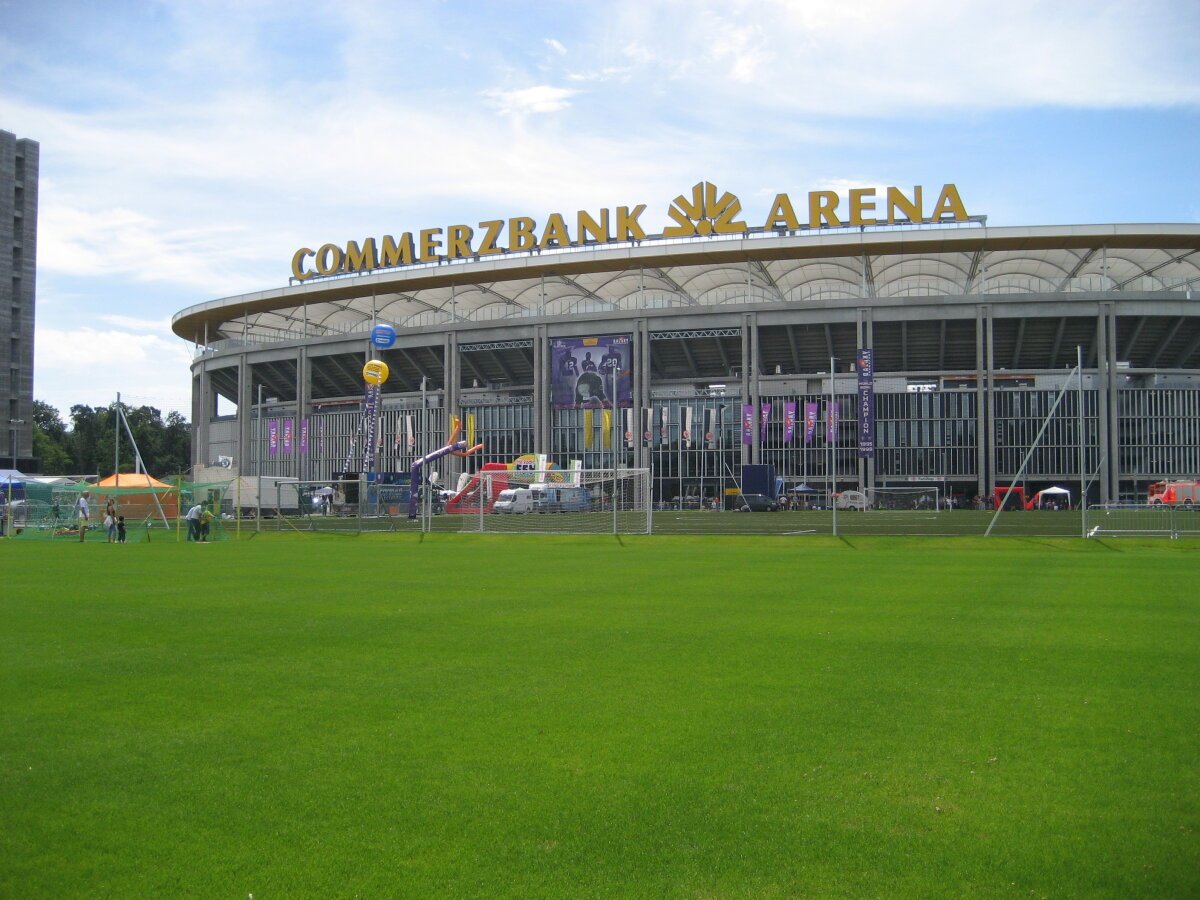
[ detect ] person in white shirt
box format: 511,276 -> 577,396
185,503 -> 203,542
75,493 -> 90,542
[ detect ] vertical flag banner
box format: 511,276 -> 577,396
760,403 -> 772,442
826,401 -> 840,443
804,402 -> 819,444
319,418 -> 326,453
602,409 -> 613,449
405,415 -> 416,449
784,401 -> 797,443
466,413 -> 476,448
282,418 -> 294,454
682,407 -> 694,448
624,408 -> 635,449
362,384 -> 381,472
857,348 -> 875,458
268,419 -> 279,456
659,407 -> 668,446
300,418 -> 309,455
742,405 -> 755,445
583,409 -> 594,449
641,407 -> 653,446
705,408 -> 717,449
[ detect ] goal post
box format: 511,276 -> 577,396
461,468 -> 652,534
866,486 -> 941,511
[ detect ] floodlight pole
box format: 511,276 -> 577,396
1078,344 -> 1087,538
612,366 -> 619,535
830,356 -> 838,537
115,392 -> 121,479
256,383 -> 263,533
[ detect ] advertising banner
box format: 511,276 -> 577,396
551,334 -> 632,408
826,401 -> 840,443
660,407 -> 668,445
602,410 -> 613,449
624,408 -> 635,449
742,405 -> 755,445
857,348 -> 875,458
705,408 -> 718,449
784,401 -> 797,443
803,402 -> 819,445
760,403 -> 772,442
282,418 -> 294,454
362,384 -> 381,472
641,407 -> 653,446
268,419 -> 279,456
583,409 -> 594,450
682,407 -> 694,448
405,415 -> 416,449
300,418 -> 309,455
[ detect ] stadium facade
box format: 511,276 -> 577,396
173,182 -> 1200,506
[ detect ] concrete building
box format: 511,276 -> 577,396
1,129 -> 38,471
173,182 -> 1200,506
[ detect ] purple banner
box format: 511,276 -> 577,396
282,418 -> 294,454
742,404 -> 755,445
826,401 -> 840,443
803,403 -> 819,445
362,384 -> 381,472
857,348 -> 875,458
300,418 -> 309,455
784,401 -> 797,443
268,419 -> 279,456
551,334 -> 632,409
760,402 -> 771,441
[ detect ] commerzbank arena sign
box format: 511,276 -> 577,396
290,182 -> 971,281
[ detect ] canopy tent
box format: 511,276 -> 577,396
59,473 -> 179,523
1029,486 -> 1072,509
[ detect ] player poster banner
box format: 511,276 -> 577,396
857,348 -> 875,458
682,407 -> 694,448
282,418 -> 294,454
705,408 -> 718,448
784,401 -> 797,443
742,404 -> 755,445
268,419 -> 279,456
641,407 -> 653,446
803,402 -> 819,444
551,334 -> 632,408
760,402 -> 772,442
826,401 -> 840,443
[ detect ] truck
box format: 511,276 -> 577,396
493,483 -> 593,514
1147,481 -> 1200,507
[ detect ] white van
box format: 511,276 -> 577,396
493,487 -> 534,513
835,490 -> 868,511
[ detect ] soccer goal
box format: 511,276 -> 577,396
461,468 -> 652,534
866,486 -> 941,511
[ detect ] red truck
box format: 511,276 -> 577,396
1147,481 -> 1200,507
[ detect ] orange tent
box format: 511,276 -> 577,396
88,473 -> 179,520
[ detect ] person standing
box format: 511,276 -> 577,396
185,503 -> 202,541
117,515 -> 127,544
104,509 -> 117,543
75,492 -> 91,542
199,506 -> 214,542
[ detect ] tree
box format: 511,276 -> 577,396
32,400 -> 191,476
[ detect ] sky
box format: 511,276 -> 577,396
2,0 -> 1199,420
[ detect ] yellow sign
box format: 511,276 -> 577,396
291,183 -> 970,280
362,359 -> 389,385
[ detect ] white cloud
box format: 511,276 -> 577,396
544,38 -> 567,56
483,84 -> 578,116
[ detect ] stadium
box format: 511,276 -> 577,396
173,181 -> 1200,511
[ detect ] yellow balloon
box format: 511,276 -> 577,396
363,359 -> 390,385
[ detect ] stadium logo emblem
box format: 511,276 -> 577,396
663,181 -> 748,238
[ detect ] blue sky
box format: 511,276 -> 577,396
2,0 -> 1198,418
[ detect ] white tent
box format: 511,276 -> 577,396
1031,486 -> 1071,508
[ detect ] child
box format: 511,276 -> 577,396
117,515 -> 126,544
104,511 -> 117,543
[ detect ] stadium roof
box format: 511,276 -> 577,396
174,224 -> 1200,346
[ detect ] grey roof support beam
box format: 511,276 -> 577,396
938,319 -> 947,370
963,248 -> 985,293
785,324 -> 801,373
1055,248 -> 1099,292
324,354 -> 363,393
1115,248 -> 1199,289
1012,317 -> 1026,368
715,336 -> 731,371
1173,329 -> 1200,368
1120,315 -> 1148,359
646,268 -> 696,305
824,323 -> 835,360
679,339 -> 700,378
901,321 -> 908,371
489,349 -> 519,385
1149,317 -> 1186,367
554,274 -> 619,310
861,253 -> 876,297
460,352 -> 487,386
1050,317 -> 1067,368
750,260 -> 785,302
395,346 -> 431,382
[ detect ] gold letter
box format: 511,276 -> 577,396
291,247 -> 314,280
763,194 -> 800,231
380,233 -> 415,268
849,188 -> 877,227
616,205 -> 646,241
508,217 -> 537,251
808,191 -> 841,228
446,224 -> 474,259
478,220 -> 504,255
540,213 -> 571,248
576,209 -> 610,244
419,228 -> 443,262
886,186 -> 923,224
314,243 -> 344,276
344,238 -> 378,272
931,184 -> 968,221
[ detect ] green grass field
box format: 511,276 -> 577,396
2,535 -> 1198,897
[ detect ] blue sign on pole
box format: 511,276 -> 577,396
370,324 -> 397,348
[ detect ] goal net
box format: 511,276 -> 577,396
867,486 -> 941,511
460,468 -> 652,534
